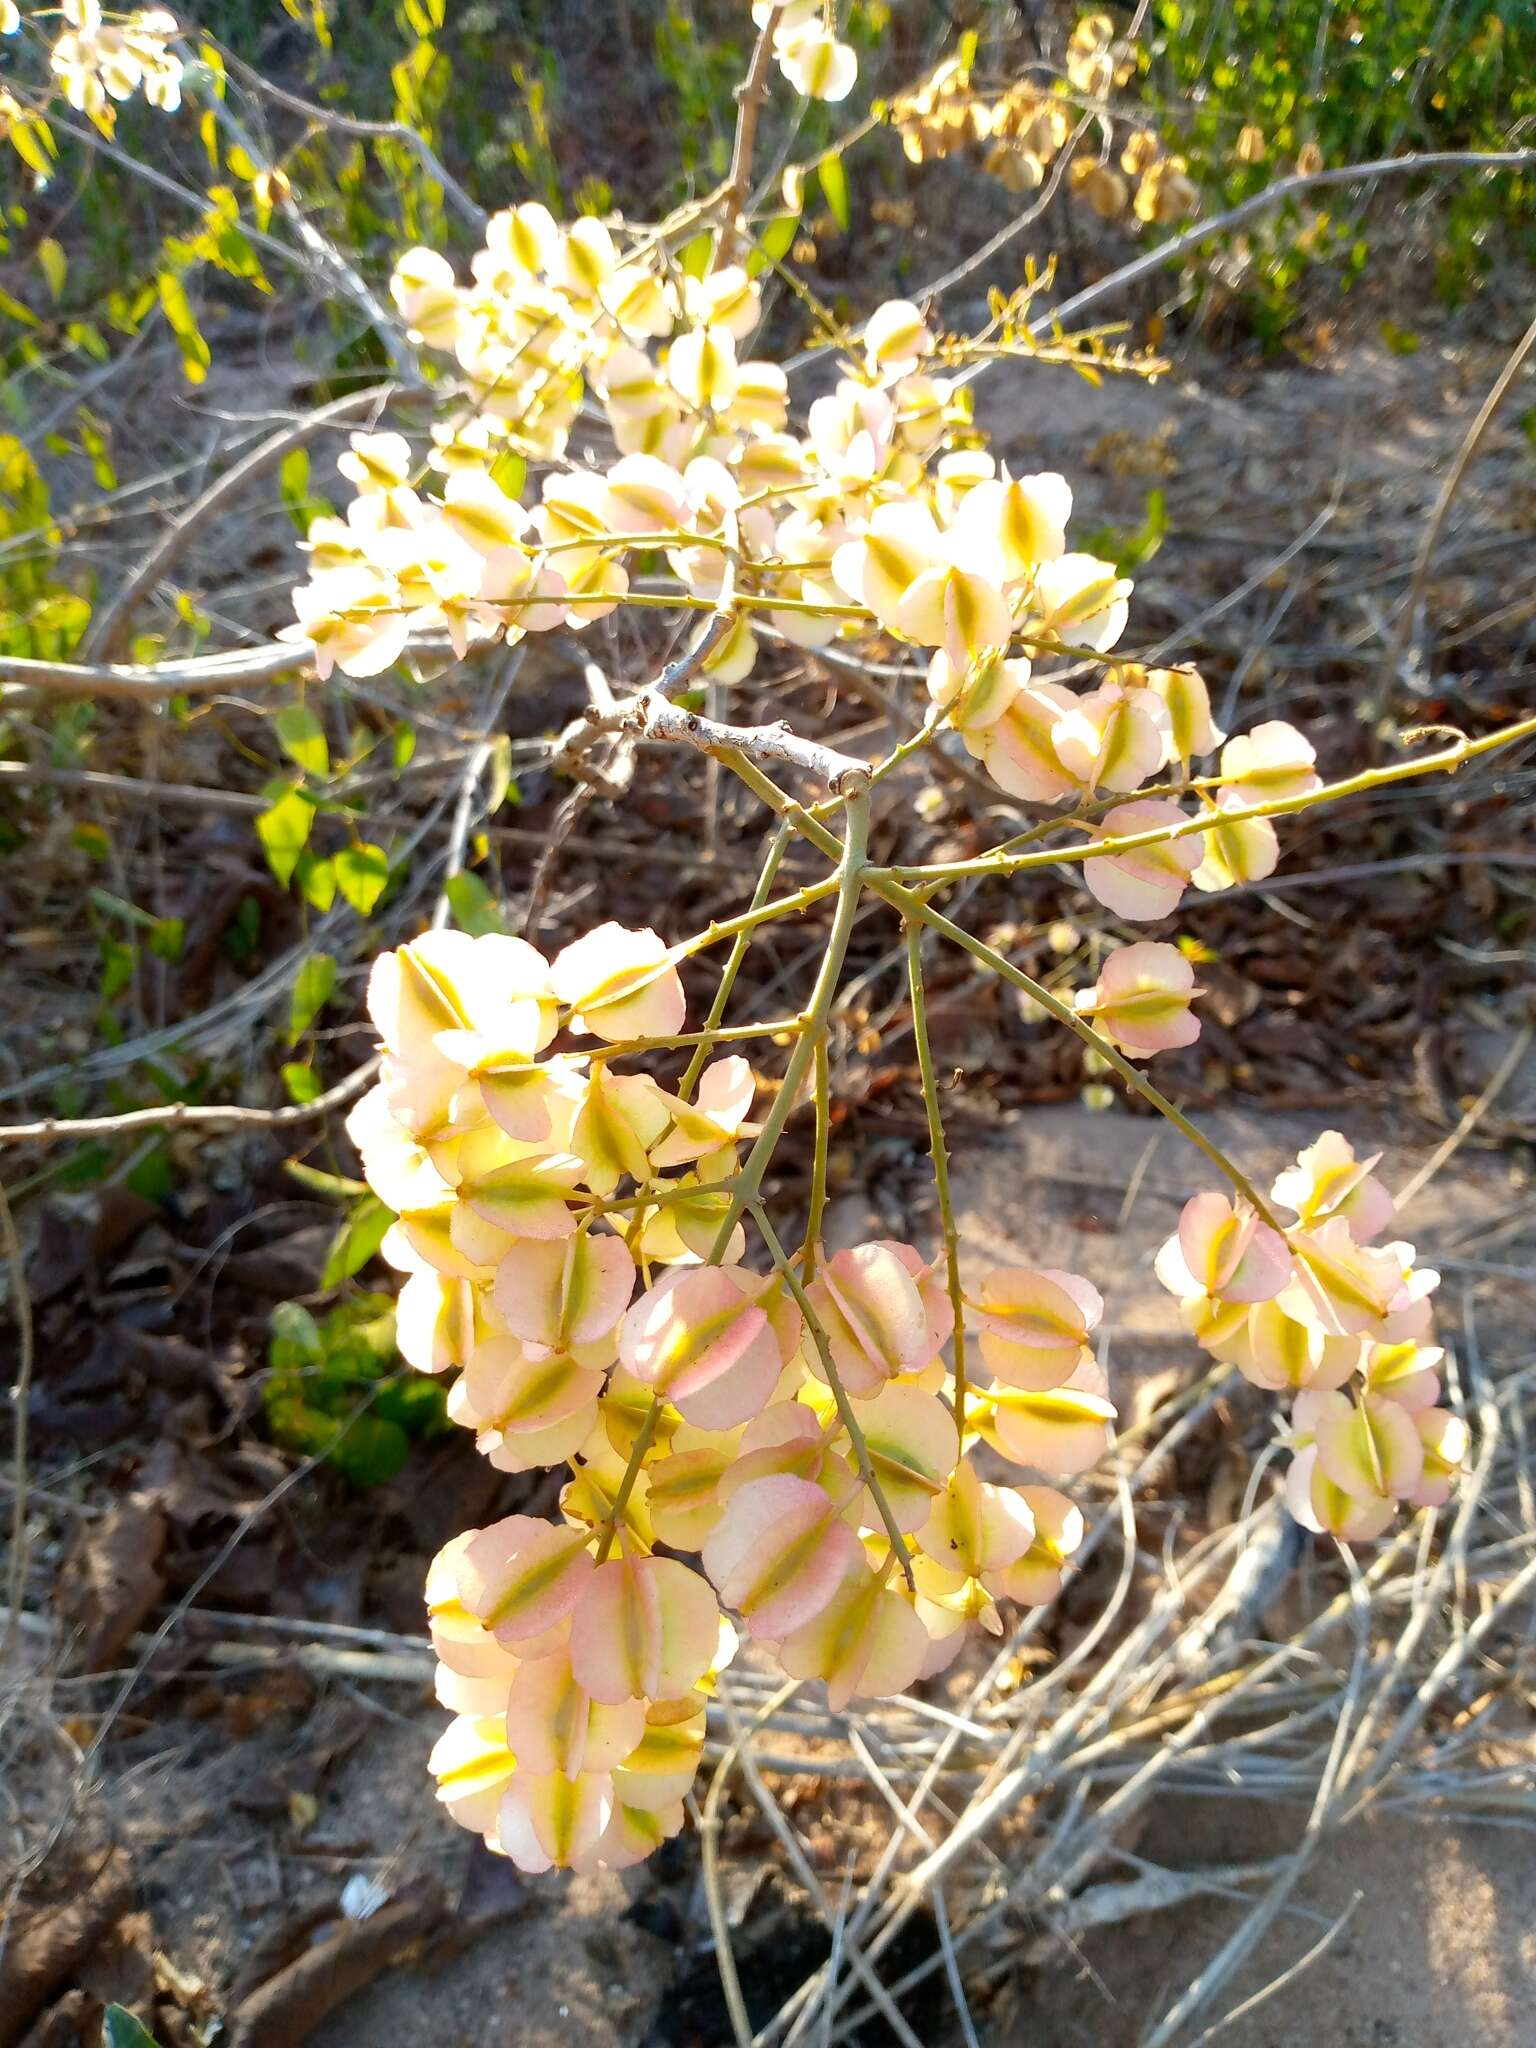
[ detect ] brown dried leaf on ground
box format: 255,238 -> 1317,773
224,1879 -> 448,2048
56,1494 -> 167,1672
0,1849 -> 133,2048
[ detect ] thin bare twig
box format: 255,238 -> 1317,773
0,1057 -> 377,1149
0,1176 -> 34,1656
1038,148 -> 1536,335
1379,305 -> 1536,690
79,384 -> 399,663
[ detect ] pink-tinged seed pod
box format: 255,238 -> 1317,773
1400,1408 -> 1469,1509
568,1555 -> 720,1705
988,1485 -> 1086,1606
953,469 -> 1073,578
455,1514 -> 595,1645
918,1459 -> 1036,1579
597,1796 -> 689,1870
702,1474 -> 860,1640
1075,941 -> 1200,1057
1051,682 -> 1169,795
568,1068 -> 672,1197
779,1558 -> 931,1711
1282,1218 -> 1413,1339
1306,1390 -> 1424,1507
619,1266 -> 790,1431
493,1231 -> 635,1351
612,1700 -> 707,1812
806,1240 -> 948,1398
926,647 -> 1027,739
457,1151 -> 586,1243
429,1713 -> 518,1837
1031,552 -> 1132,653
1218,719 -> 1319,804
1192,798 -> 1280,893
503,1650 -> 647,1780
646,1444 -> 736,1550
649,1057 -> 758,1168
550,921 -> 686,1042
497,1767 -> 612,1874
975,682 -> 1082,802
720,1400 -> 846,1502
1082,800 -> 1202,921
852,1382 -> 956,1533
1156,1192 -> 1291,1306
394,1267 -> 496,1374
1240,1301 -> 1358,1394
980,1355 -> 1117,1477
426,1533 -> 522,1684
1285,1445 -> 1396,1543
1361,1338 -> 1444,1414
1144,665 -> 1223,767
458,1338 -> 607,1447
1271,1131 -> 1394,1243
971,1266 -> 1103,1393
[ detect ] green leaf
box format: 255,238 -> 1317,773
156,271 -> 211,385
103,2007 -> 162,2048
275,703 -> 329,778
280,446 -> 316,534
753,213 -> 800,273
334,841 -> 389,915
322,1195 -> 396,1289
484,734 -> 516,815
99,936 -> 135,1003
294,850 -> 337,912
148,916 -> 185,963
391,721 -> 417,772
257,785 -> 315,887
817,152 -> 850,233
270,1299 -> 325,1369
489,448 -> 526,498
37,236 -> 66,300
679,230 -> 713,280
281,1061 -> 322,1104
126,1143 -> 174,1206
288,950 -> 337,1043
0,284 -> 39,328
328,1412 -> 410,1488
445,870 -> 506,936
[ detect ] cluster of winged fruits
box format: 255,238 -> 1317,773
268,24 -> 1460,1879
349,910 -> 1455,1877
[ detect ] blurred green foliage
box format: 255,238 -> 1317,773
264,1293 -> 450,1487
1142,0 -> 1536,339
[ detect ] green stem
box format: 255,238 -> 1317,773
706,783 -> 871,1263
679,823 -> 792,1099
595,791 -> 871,1566
873,714 -> 1536,887
725,753 -> 1284,1229
905,920 -> 969,1447
800,1037 -> 831,1286
593,1397 -> 662,1566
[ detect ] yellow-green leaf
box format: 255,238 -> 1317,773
37,239 -> 66,300
334,842 -> 389,916
281,1061 -> 323,1105
274,703 -> 329,778
817,152 -> 849,233
294,850 -> 337,912
256,785 -> 315,887
288,951 -> 337,1044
